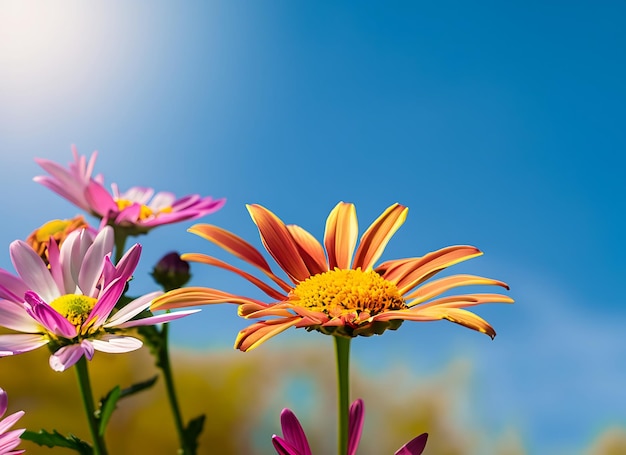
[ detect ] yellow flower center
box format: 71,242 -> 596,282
116,199 -> 173,221
49,294 -> 97,328
292,268 -> 406,317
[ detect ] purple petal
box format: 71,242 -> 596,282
23,292 -> 76,338
394,433 -> 428,455
89,335 -> 142,353
0,334 -> 49,355
348,399 -> 365,455
272,436 -> 301,455
279,408 -> 312,455
10,241 -> 59,302
49,341 -> 94,372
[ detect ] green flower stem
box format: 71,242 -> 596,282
74,356 -> 108,455
334,335 -> 351,455
113,230 -> 129,263
157,323 -> 192,455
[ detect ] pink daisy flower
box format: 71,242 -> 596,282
0,388 -> 25,455
273,398 -> 428,455
0,227 -> 199,371
34,146 -> 225,234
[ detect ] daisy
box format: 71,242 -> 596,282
272,398 -> 428,455
152,202 -> 513,351
0,388 -> 25,455
34,147 -> 225,235
0,227 -> 199,371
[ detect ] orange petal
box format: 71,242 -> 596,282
287,224 -> 328,275
247,204 -> 311,283
352,204 -> 408,271
182,253 -> 289,300
373,307 -> 496,338
378,246 -> 483,294
413,293 -> 514,310
241,302 -> 295,319
324,202 -> 358,270
151,287 -> 265,310
405,274 -> 510,304
188,224 -> 292,292
235,317 -> 300,352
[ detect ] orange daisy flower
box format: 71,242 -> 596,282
152,202 -> 513,351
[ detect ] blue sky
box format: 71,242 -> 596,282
1,1 -> 625,453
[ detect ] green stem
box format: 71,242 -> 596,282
74,356 -> 108,455
113,229 -> 128,263
334,335 -> 351,455
158,324 -> 192,455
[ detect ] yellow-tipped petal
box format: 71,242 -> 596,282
324,202 -> 358,270
235,318 -> 300,352
405,274 -> 510,304
151,287 -> 265,310
378,246 -> 483,294
247,204 -> 311,283
353,203 -> 408,271
182,253 -> 288,300
287,224 -> 328,275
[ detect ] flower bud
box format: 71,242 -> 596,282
151,251 -> 191,291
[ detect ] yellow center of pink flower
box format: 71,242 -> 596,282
116,199 -> 173,220
49,294 -> 97,328
291,268 -> 406,317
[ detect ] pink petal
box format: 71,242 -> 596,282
90,335 -> 142,353
348,399 -> 365,455
0,334 -> 49,355
10,241 -> 59,302
279,408 -> 312,455
113,309 -> 200,329
49,341 -> 94,371
0,300 -> 41,332
0,388 -> 7,416
78,227 -> 113,296
103,291 -> 162,326
0,411 -> 25,434
24,292 -> 76,339
85,180 -> 117,217
0,270 -> 29,304
394,433 -> 428,455
84,277 -> 126,329
272,436 -> 301,455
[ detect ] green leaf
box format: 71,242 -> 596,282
119,375 -> 159,399
21,429 -> 93,454
183,414 -> 206,453
97,386 -> 121,436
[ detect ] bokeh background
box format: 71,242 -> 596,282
1,1 -> 625,453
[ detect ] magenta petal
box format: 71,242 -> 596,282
279,408 -> 312,455
23,292 -> 76,339
272,436 -> 301,455
84,277 -> 126,328
0,388 -> 7,417
394,433 -> 428,455
348,399 -> 365,455
85,180 -> 117,216
114,243 -> 141,282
